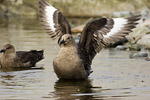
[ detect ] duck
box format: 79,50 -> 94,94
39,0 -> 140,80
0,44 -> 44,68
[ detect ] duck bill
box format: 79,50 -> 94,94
0,49 -> 5,53
59,40 -> 66,45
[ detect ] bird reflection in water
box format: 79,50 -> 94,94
0,67 -> 44,72
52,79 -> 103,100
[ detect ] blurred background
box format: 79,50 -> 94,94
0,0 -> 150,17
0,0 -> 150,50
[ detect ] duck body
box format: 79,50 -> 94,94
53,43 -> 88,80
0,44 -> 44,68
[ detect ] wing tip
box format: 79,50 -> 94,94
126,14 -> 141,22
39,0 -> 57,9
39,0 -> 50,6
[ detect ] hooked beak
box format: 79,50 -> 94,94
59,39 -> 66,45
0,49 -> 5,53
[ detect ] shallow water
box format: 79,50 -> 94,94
0,17 -> 150,100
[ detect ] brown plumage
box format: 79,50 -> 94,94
39,0 -> 140,79
0,44 -> 44,68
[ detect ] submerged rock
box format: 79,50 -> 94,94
129,51 -> 148,59
116,45 -> 127,50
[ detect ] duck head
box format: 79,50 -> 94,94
59,34 -> 75,46
0,44 -> 15,54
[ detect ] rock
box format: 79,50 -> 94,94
127,19 -> 150,50
141,19 -> 150,26
72,25 -> 84,33
137,34 -> 150,49
128,44 -> 143,51
129,25 -> 150,43
116,45 -> 127,50
145,57 -> 150,61
129,52 -> 148,59
125,35 -> 135,42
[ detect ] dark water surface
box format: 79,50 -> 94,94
0,17 -> 150,100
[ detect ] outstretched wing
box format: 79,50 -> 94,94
103,16 -> 140,44
39,0 -> 71,41
78,15 -> 140,69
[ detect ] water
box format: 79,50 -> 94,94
0,16 -> 150,100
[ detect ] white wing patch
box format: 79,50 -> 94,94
103,18 -> 127,38
45,5 -> 57,31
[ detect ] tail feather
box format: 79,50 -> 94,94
30,50 -> 44,61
